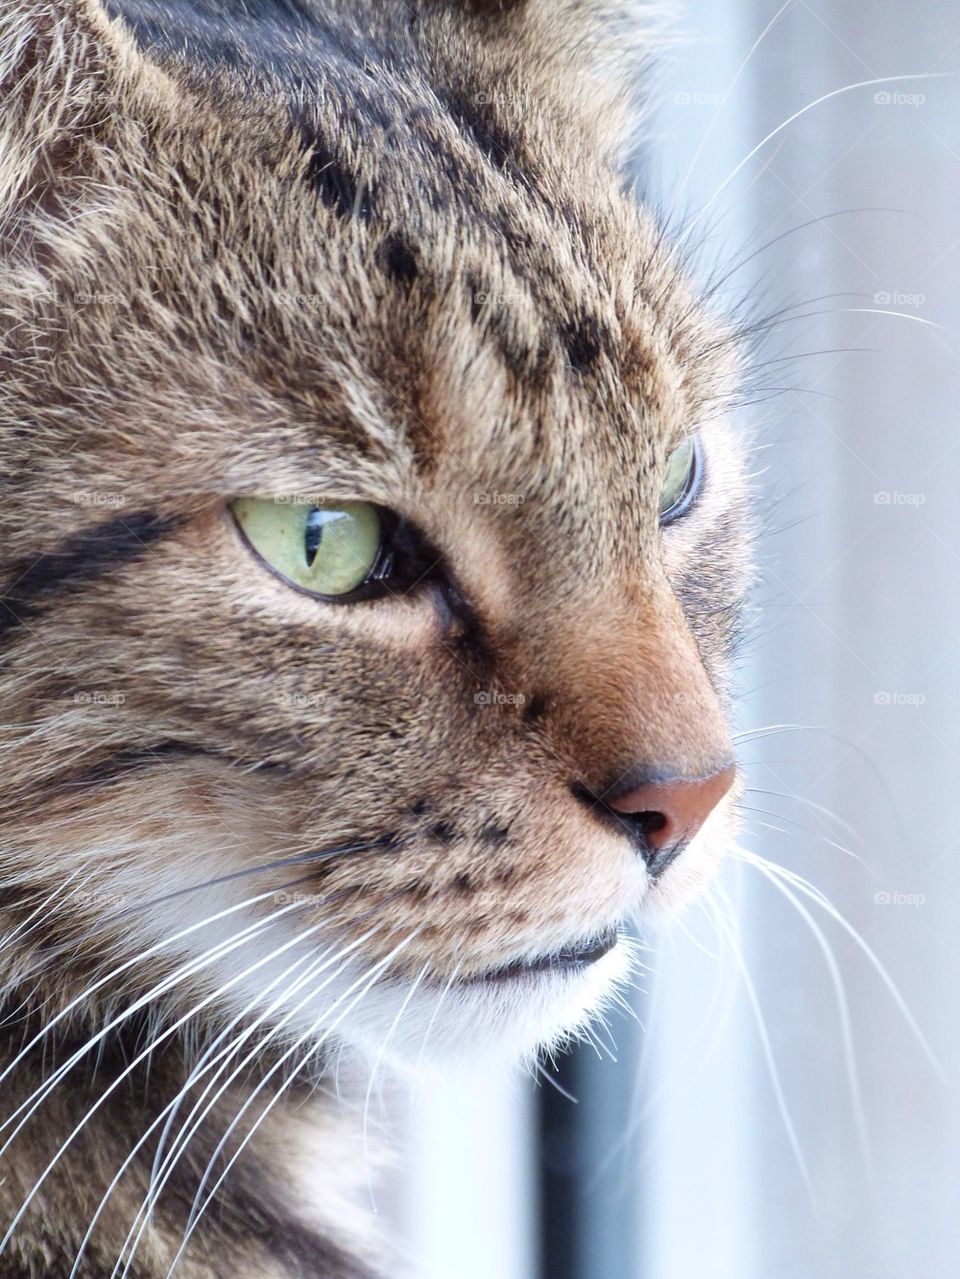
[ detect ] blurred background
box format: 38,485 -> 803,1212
400,1 -> 960,1275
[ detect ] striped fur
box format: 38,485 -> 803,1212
0,1 -> 752,1274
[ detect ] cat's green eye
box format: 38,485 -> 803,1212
659,435 -> 703,524
232,498 -> 385,599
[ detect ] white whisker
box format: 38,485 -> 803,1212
736,853 -> 945,1082
0,896 -> 304,1164
1,899 -> 328,1255
732,844 -> 873,1173
414,959 -> 461,1076
362,961 -> 429,1209
707,886 -> 812,1197
536,1061 -> 578,1104
113,924 -> 387,1279
692,73 -> 950,230
165,931 -> 420,1279
68,918 -> 349,1278
0,886 -> 309,1097
676,0 -> 795,199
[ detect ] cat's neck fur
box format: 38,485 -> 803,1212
0,1017 -> 378,1279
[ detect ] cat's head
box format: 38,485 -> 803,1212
0,0 -> 751,1070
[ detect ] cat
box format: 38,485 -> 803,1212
0,0 -> 752,1274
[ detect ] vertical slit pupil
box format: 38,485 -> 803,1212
305,507 -> 323,568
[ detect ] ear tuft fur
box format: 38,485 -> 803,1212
0,1 -> 184,228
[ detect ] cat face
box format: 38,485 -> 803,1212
0,0 -> 751,1071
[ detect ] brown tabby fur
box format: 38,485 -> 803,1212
0,0 -> 752,1274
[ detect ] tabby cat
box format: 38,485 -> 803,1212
0,0 -> 751,1274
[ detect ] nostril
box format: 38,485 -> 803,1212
573,763 -> 736,870
635,809 -> 669,848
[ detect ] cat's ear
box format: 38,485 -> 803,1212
0,0 -> 193,274
423,0 -> 668,163
1,0 -> 177,173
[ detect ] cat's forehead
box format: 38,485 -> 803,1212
4,0 -> 736,551
217,199 -> 700,525
163,99 -> 727,496
97,0 -> 732,471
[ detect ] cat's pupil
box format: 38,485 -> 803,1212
304,508 -> 324,568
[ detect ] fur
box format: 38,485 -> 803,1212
0,0 -> 752,1274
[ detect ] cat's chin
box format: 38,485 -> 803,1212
318,939 -> 635,1075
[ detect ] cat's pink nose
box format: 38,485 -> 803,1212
606,763 -> 736,863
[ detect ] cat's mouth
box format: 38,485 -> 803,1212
464,927 -> 619,984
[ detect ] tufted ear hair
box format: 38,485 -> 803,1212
418,0 -> 671,165
0,1 -> 181,216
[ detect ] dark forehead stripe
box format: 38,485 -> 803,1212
466,276 -> 556,392
436,86 -> 529,186
562,316 -> 608,373
113,0 -> 583,392
301,129 -> 376,221
0,512 -> 177,637
378,234 -> 420,289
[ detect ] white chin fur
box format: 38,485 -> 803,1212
296,940 -> 635,1076
150,809 -> 733,1079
